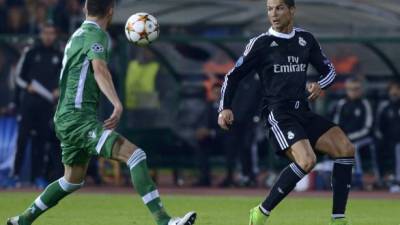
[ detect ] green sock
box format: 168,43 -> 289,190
22,178 -> 83,223
127,149 -> 171,225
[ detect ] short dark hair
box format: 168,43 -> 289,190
39,21 -> 57,33
86,0 -> 115,18
283,0 -> 295,8
346,76 -> 362,84
388,78 -> 400,89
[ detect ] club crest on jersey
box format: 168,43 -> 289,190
52,56 -> 59,65
287,131 -> 295,140
354,108 -> 361,117
91,43 -> 104,53
299,37 -> 307,46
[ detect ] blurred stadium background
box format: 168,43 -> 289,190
1,0 -> 400,224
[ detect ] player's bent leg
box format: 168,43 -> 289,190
315,126 -> 354,224
111,137 -> 196,225
7,164 -> 87,225
251,140 -> 316,225
315,126 -> 355,158
285,140 -> 317,172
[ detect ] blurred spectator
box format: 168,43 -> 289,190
332,77 -> 380,189
125,48 -> 161,110
6,0 -> 24,6
6,6 -> 29,34
64,0 -> 84,34
0,46 -> 16,113
203,50 -> 234,101
12,22 -> 62,189
46,0 -> 83,35
193,83 -> 226,186
332,51 -> 361,76
375,79 -> 400,193
330,46 -> 362,92
0,0 -> 6,33
29,2 -> 48,34
220,73 -> 262,187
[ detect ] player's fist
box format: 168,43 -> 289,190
104,104 -> 123,130
218,109 -> 234,130
307,82 -> 322,101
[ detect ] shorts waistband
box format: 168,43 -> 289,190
267,100 -> 310,112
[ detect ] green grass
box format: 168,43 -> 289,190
0,192 -> 399,225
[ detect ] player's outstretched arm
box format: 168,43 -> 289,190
92,59 -> 123,129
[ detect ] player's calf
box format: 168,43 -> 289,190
114,138 -> 196,225
7,177 -> 84,224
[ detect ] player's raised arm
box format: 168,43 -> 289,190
92,59 -> 123,129
309,35 -> 336,90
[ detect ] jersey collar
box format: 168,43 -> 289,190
83,20 -> 101,29
268,27 -> 295,39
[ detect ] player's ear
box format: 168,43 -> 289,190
108,6 -> 114,17
289,6 -> 296,17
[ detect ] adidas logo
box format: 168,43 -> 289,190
270,41 -> 278,47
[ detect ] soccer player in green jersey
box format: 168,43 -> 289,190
7,1 -> 196,225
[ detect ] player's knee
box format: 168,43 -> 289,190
59,177 -> 84,193
126,148 -> 147,170
297,155 -> 316,172
112,138 -> 139,163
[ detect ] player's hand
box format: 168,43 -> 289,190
27,84 -> 36,94
218,109 -> 234,130
307,82 -> 322,101
104,104 -> 123,130
195,127 -> 210,140
52,89 -> 60,98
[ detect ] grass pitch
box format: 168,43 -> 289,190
0,192 -> 399,225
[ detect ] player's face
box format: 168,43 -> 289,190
267,0 -> 295,32
346,82 -> 363,100
40,26 -> 57,47
389,85 -> 400,101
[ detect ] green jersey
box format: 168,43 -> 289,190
53,21 -> 119,166
55,20 -> 109,121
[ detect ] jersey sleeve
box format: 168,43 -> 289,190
86,31 -> 108,61
375,101 -> 389,139
15,47 -> 33,88
218,36 -> 264,112
347,99 -> 373,141
309,34 -> 336,90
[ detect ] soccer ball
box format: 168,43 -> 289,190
125,12 -> 159,46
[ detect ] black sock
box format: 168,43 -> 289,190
332,157 -> 354,219
261,163 -> 307,212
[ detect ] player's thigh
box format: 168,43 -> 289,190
315,126 -> 355,158
58,118 -> 121,160
111,136 -> 139,163
63,163 -> 89,183
286,139 -> 317,172
304,112 -> 336,148
60,142 -> 92,170
266,110 -> 308,155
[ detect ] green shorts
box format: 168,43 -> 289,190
54,114 -> 120,165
